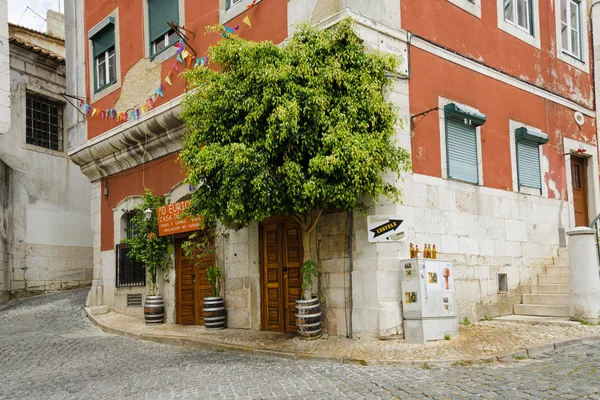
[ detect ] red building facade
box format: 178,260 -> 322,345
66,0 -> 600,338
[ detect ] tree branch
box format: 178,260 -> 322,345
293,213 -> 306,232
306,208 -> 324,234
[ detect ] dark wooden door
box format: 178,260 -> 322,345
261,219 -> 303,333
175,236 -> 213,325
571,157 -> 589,227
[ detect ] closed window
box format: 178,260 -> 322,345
446,119 -> 479,184
444,103 -> 486,185
515,127 -> 548,194
504,0 -> 532,33
561,0 -> 581,59
26,94 -> 63,152
89,18 -> 117,93
148,0 -> 179,57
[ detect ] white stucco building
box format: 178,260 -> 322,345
0,11 -> 93,304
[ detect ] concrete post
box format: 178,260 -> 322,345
567,227 -> 600,323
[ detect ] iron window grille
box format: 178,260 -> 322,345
26,94 -> 63,151
116,212 -> 146,288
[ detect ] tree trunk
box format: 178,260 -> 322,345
302,223 -> 318,298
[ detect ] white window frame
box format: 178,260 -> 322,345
508,120 -> 548,197
560,0 -> 582,59
497,0 -> 540,49
555,0 -> 589,72
151,30 -> 178,58
438,97 -> 484,186
87,10 -> 121,103
503,0 -> 531,33
220,0 -> 263,24
95,48 -> 116,92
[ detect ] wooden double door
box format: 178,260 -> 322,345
261,219 -> 303,333
175,236 -> 213,325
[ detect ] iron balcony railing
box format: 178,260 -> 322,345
116,243 -> 146,288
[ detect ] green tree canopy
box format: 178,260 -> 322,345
180,19 -> 410,273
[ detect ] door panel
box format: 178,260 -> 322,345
261,219 -> 303,333
176,235 -> 213,325
571,157 -> 589,227
263,224 -> 283,331
284,226 -> 303,334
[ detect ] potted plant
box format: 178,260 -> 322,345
122,189 -> 173,325
295,260 -> 322,339
182,230 -> 226,330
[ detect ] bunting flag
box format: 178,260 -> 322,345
73,0 -> 261,126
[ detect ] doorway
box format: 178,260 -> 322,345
571,156 -> 589,227
175,235 -> 213,325
260,218 -> 303,333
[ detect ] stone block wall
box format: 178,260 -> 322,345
317,212 -> 351,336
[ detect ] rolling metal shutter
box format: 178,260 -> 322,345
516,139 -> 542,190
92,25 -> 115,58
446,118 -> 479,184
148,0 -> 179,43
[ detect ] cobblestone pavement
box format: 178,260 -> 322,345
1,290 -> 600,400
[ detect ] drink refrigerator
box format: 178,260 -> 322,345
400,259 -> 458,344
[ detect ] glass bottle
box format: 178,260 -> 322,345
432,244 -> 437,259
409,243 -> 414,258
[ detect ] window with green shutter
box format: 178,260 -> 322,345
89,17 -> 117,93
148,0 -> 179,57
226,0 -> 243,9
515,126 -> 548,193
444,103 -> 486,185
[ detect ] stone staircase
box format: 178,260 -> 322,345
514,248 -> 570,317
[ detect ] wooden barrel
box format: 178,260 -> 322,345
295,297 -> 322,339
144,295 -> 164,325
203,296 -> 226,330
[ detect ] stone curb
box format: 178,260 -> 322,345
84,308 -> 600,368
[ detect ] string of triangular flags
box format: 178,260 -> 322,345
76,3 -> 255,124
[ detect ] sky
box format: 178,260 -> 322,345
8,0 -> 64,32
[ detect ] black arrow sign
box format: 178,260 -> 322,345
370,219 -> 403,238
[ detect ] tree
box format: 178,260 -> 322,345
180,19 -> 411,295
121,189 -> 172,296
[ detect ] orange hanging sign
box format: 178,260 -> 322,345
157,200 -> 203,236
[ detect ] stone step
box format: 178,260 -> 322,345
514,304 -> 569,317
529,284 -> 570,294
552,256 -> 569,267
544,265 -> 570,274
538,274 -> 569,285
557,247 -> 569,258
522,294 -> 569,305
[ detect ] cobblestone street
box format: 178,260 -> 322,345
1,289 -> 600,400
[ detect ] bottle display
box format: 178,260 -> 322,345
432,244 -> 437,259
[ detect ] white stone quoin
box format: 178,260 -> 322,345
567,227 -> 600,322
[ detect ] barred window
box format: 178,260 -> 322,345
117,212 -> 146,288
26,94 -> 63,151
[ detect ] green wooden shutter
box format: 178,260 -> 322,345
148,0 -> 179,43
446,118 -> 479,184
226,0 -> 231,9
92,25 -> 115,58
516,139 -> 542,190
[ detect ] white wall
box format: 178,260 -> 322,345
0,43 -> 92,300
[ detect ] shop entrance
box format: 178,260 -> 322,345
260,218 -> 303,333
571,156 -> 589,227
175,235 -> 213,325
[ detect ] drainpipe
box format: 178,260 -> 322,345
347,210 -> 354,339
